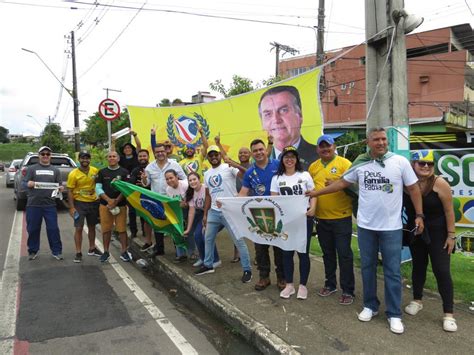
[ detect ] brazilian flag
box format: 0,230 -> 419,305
111,180 -> 185,248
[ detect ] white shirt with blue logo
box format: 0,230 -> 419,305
204,163 -> 239,211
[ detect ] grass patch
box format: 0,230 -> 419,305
310,237 -> 474,303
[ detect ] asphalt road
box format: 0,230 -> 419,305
0,173 -> 218,354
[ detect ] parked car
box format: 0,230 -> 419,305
0,162 -> 5,172
13,152 -> 77,211
6,159 -> 22,188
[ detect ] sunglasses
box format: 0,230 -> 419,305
416,161 -> 434,167
40,152 -> 51,156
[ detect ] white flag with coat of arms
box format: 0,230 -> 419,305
218,195 -> 309,253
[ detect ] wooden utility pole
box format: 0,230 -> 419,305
365,0 -> 409,156
71,30 -> 81,152
316,0 -> 325,66
270,42 -> 299,77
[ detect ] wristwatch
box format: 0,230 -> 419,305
415,213 -> 425,219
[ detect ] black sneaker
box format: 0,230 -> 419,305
73,253 -> 82,263
120,251 -> 131,262
88,248 -> 103,256
28,252 -> 38,260
241,270 -> 252,283
52,253 -> 64,261
140,243 -> 153,252
173,255 -> 187,263
100,251 -> 110,263
194,265 -> 215,275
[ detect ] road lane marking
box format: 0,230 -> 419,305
92,235 -> 198,354
0,211 -> 22,355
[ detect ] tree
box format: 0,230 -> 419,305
158,98 -> 171,107
0,126 -> 10,143
81,109 -> 131,149
40,123 -> 67,152
209,75 -> 255,98
172,98 -> 184,106
334,131 -> 366,162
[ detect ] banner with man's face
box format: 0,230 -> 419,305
127,68 -> 322,164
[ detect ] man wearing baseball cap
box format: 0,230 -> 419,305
179,125 -> 209,178
67,151 -> 103,263
24,146 -> 64,260
195,144 -> 253,283
308,134 -> 355,305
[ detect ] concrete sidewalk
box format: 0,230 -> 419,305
130,231 -> 472,354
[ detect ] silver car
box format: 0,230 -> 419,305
6,159 -> 22,188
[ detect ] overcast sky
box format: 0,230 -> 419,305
0,0 -> 473,136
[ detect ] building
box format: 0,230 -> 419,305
279,23 -> 474,133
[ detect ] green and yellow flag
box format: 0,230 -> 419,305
111,180 -> 185,247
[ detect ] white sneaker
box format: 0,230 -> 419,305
404,301 -> 423,316
358,307 -> 378,322
193,259 -> 203,267
443,317 -> 457,332
279,284 -> 296,299
388,317 -> 404,334
213,260 -> 222,268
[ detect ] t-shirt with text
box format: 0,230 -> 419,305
343,154 -> 417,231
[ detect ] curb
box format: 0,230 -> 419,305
129,243 -> 299,355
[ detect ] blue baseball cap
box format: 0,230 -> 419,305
317,134 -> 335,145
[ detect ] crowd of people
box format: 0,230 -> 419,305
23,126 -> 458,335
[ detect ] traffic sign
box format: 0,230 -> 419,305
98,98 -> 121,121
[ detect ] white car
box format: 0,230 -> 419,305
6,159 -> 22,188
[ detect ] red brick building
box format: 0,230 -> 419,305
279,24 -> 474,132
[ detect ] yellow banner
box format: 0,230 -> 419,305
127,69 -> 322,167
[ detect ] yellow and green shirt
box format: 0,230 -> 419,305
179,155 -> 209,179
67,166 -> 99,203
308,155 -> 352,219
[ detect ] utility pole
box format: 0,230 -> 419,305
316,0 -> 325,66
71,31 -> 81,152
365,0 -> 410,156
103,88 -> 122,149
270,42 -> 299,77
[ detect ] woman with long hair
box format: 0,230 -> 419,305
270,146 -> 316,300
403,150 -> 457,332
183,172 -> 221,267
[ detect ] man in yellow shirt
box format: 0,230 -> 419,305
67,151 -> 103,263
308,135 -> 355,305
179,125 -> 209,177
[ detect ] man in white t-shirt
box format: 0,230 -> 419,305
194,145 -> 253,283
307,127 -> 424,335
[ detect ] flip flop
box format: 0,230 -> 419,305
230,257 -> 240,263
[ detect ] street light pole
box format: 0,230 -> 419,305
21,45 -> 81,152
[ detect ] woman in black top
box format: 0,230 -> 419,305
403,150 -> 457,332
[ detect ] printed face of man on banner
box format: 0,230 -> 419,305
258,85 -> 303,152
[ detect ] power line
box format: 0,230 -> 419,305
464,0 -> 474,15
79,1 -> 147,78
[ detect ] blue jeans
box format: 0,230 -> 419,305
282,217 -> 314,285
316,217 -> 355,295
26,206 -> 62,255
357,227 -> 402,318
191,210 -> 219,263
204,209 -> 251,271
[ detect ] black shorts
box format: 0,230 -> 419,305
74,200 -> 99,228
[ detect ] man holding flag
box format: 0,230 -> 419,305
143,143 -> 186,256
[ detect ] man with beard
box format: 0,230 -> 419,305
194,145 -> 253,283
67,151 -> 103,263
130,149 -> 154,251
179,125 -> 209,177
239,139 -> 285,291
